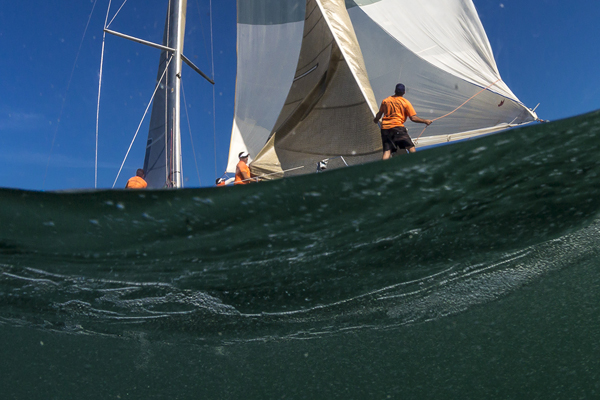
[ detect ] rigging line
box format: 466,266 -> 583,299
107,0 -> 128,29
95,0 -> 112,189
111,56 -> 174,188
413,78 -> 502,143
164,1 -> 172,188
209,0 -> 218,180
181,82 -> 202,186
239,166 -> 305,183
194,0 -> 213,68
43,0 -> 99,190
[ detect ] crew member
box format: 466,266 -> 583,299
373,83 -> 432,159
125,169 -> 147,189
216,178 -> 226,187
234,152 -> 257,184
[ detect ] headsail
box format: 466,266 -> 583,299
346,0 -> 537,145
230,0 -> 538,178
251,0 -> 383,178
226,0 -> 307,174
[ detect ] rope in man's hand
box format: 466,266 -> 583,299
413,78 -> 502,144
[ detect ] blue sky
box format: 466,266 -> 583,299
0,0 -> 599,191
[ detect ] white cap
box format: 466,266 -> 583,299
239,151 -> 249,158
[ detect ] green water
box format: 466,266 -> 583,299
1,111 -> 600,398
2,258 -> 599,399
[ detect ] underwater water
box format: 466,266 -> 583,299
1,111 -> 600,399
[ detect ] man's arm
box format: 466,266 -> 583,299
373,102 -> 385,124
409,115 -> 433,125
241,165 -> 260,182
240,168 -> 252,181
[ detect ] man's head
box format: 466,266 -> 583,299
238,151 -> 249,161
216,177 -> 225,185
395,83 -> 406,96
136,168 -> 145,178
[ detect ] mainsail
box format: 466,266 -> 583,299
228,0 -> 538,179
143,0 -> 187,188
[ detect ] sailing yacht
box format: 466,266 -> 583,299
104,0 -> 538,188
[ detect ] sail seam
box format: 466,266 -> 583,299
314,0 -> 378,115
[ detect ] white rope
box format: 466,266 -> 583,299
236,166 -> 305,184
111,56 -> 174,188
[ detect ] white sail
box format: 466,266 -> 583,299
251,0 -> 383,178
230,0 -> 538,178
347,0 -> 537,144
226,0 -> 307,174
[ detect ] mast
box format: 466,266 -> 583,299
103,0 -> 214,188
143,0 -> 187,188
173,0 -> 186,188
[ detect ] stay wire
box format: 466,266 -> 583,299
194,0 -> 213,69
208,0 -> 218,181
182,82 -> 202,186
191,0 -> 218,185
95,0 -> 113,189
107,0 -> 128,29
43,0 -> 99,190
111,56 -> 174,188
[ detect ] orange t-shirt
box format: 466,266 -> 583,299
379,95 -> 416,129
234,161 -> 251,185
125,176 -> 147,189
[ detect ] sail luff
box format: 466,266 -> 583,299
316,0 -> 378,115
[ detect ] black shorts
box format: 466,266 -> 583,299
381,126 -> 415,152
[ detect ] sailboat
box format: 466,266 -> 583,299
103,0 -> 538,188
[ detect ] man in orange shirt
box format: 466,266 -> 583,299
373,83 -> 432,160
234,152 -> 258,185
125,169 -> 147,189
